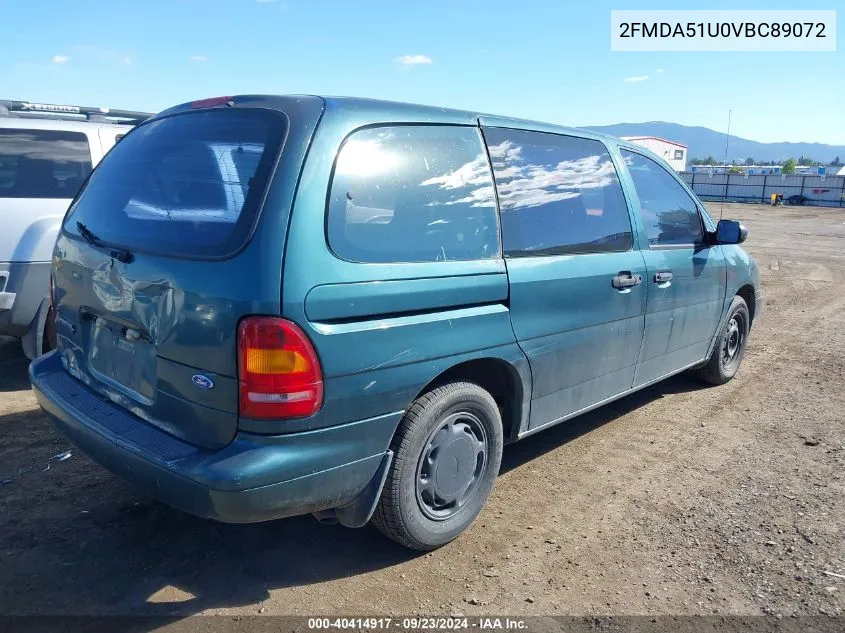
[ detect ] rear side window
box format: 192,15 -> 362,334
484,128 -> 633,257
621,149 -> 703,246
0,129 -> 92,199
64,109 -> 285,258
327,126 -> 499,263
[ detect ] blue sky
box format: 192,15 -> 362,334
4,0 -> 842,144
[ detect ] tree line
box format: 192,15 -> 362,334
689,156 -> 843,174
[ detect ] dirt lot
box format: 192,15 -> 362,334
1,202 -> 843,620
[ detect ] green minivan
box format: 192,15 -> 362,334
30,95 -> 761,550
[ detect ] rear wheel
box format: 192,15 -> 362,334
696,295 -> 750,385
372,382 -> 503,550
42,306 -> 57,354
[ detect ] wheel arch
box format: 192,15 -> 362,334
736,284 -> 756,324
411,357 -> 528,443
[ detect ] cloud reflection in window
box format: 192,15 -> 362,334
417,138 -> 620,214
420,152 -> 496,208
482,128 -> 633,257
487,140 -> 617,211
328,126 -> 499,263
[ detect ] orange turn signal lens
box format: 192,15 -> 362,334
245,348 -> 309,374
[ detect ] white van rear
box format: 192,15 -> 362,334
0,101 -> 150,357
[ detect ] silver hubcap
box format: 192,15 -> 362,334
416,411 -> 487,521
722,313 -> 745,367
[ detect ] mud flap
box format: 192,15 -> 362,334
333,450 -> 393,528
21,298 -> 51,360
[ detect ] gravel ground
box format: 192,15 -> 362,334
0,202 -> 843,621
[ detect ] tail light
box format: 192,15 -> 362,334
237,317 -> 323,419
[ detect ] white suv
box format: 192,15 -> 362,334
0,100 -> 150,358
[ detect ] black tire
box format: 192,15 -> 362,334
42,306 -> 57,354
696,295 -> 750,385
371,382 -> 503,550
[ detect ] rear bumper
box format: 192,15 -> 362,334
30,351 -> 401,523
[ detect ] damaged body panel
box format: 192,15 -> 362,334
53,239 -> 245,448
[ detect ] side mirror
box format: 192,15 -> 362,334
714,219 -> 748,245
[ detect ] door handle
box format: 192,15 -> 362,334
612,271 -> 643,290
654,271 -> 673,283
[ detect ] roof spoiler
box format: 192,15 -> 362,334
0,100 -> 152,124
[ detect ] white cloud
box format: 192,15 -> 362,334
623,75 -> 650,83
52,55 -> 69,64
397,54 -> 433,68
189,55 -> 207,62
656,68 -> 665,73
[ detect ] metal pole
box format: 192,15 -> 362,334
840,176 -> 844,208
762,175 -> 767,204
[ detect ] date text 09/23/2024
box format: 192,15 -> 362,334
306,617 -> 528,630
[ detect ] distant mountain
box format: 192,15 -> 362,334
583,122 -> 845,164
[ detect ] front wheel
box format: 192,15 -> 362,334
371,382 -> 503,550
695,295 -> 750,385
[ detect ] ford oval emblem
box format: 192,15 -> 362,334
192,374 -> 214,390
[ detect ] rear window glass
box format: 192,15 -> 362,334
327,125 -> 499,263
64,109 -> 285,258
0,129 -> 92,199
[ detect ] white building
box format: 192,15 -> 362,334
621,136 -> 687,171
